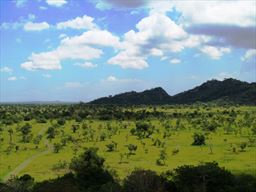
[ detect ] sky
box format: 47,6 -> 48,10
0,0 -> 255,102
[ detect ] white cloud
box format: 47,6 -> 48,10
61,30 -> 121,48
21,51 -> 62,70
42,74 -> 52,78
170,59 -> 181,64
65,82 -> 83,88
0,67 -> 13,74
59,33 -> 67,39
74,62 -> 97,68
24,22 -> 50,31
213,72 -> 238,81
108,51 -> 148,69
39,6 -> 47,10
21,28 -> 119,70
108,13 -> 200,69
15,0 -> 27,7
28,14 -> 36,21
21,44 -> 102,71
107,76 -> 117,82
241,49 -> 256,61
8,76 -> 17,81
200,46 -> 230,60
57,15 -> 97,30
46,0 -> 67,7
174,1 -> 255,27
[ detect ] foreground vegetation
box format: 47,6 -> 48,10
0,103 -> 255,190
1,148 -> 256,192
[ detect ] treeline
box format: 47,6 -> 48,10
1,148 -> 255,192
0,103 -> 251,125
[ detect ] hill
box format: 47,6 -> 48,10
90,87 -> 170,105
90,78 -> 256,105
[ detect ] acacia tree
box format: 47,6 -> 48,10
69,148 -> 114,190
130,122 -> 154,139
127,144 -> 137,155
19,123 -> 32,143
192,133 -> 206,146
8,128 -> 14,144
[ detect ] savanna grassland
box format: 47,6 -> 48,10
0,104 -> 255,182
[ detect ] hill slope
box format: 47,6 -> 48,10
91,87 -> 170,105
90,78 -> 256,105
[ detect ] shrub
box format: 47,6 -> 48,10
123,169 -> 167,192
192,133 -> 206,146
106,141 -> 117,152
127,144 -> 137,155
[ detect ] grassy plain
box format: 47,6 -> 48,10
0,105 -> 255,181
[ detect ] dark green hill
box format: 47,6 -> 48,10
90,78 -> 256,105
90,87 -> 170,105
171,78 -> 256,104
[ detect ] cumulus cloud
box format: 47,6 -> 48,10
94,0 -> 255,27
61,30 -> 121,48
0,67 -> 13,74
107,75 -> 117,82
241,49 -> 256,61
170,59 -> 181,64
200,46 -> 230,60
15,0 -> 27,7
24,22 -> 50,31
21,43 -> 102,70
21,28 -> 120,70
213,72 -> 238,81
8,76 -> 17,81
241,49 -> 256,72
46,0 -> 67,7
108,13 -> 203,69
57,15 -> 97,30
74,62 -> 97,68
172,1 -> 255,27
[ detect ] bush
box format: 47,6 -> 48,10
170,162 -> 235,192
123,169 -> 167,192
192,133 -> 206,146
69,148 -> 114,190
127,144 -> 137,155
106,141 -> 117,152
131,122 -> 154,139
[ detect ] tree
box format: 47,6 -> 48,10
19,123 -> 32,143
156,149 -> 167,166
53,143 -> 62,153
8,128 -> 13,144
130,122 -> 154,139
127,144 -> 137,155
169,162 -> 235,192
69,148 -> 114,190
106,141 -> 117,152
71,124 -> 79,133
46,127 -> 56,140
123,170 -> 166,192
192,133 -> 206,146
57,118 -> 66,126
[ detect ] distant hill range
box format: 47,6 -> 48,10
90,78 -> 256,105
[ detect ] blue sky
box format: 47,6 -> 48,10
0,0 -> 255,102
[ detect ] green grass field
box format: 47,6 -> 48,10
0,105 -> 255,181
